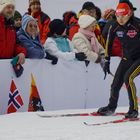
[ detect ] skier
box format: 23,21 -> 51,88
97,1 -> 140,118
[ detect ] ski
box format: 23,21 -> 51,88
84,117 -> 140,126
37,112 -> 125,118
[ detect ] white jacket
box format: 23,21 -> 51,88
72,32 -> 105,62
44,37 -> 77,61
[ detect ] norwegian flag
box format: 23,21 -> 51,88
7,80 -> 24,114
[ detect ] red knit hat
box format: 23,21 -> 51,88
116,3 -> 131,16
103,9 -> 115,20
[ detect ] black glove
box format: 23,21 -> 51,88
103,60 -> 110,79
45,52 -> 58,65
75,52 -> 87,61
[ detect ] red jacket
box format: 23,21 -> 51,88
68,16 -> 79,40
28,10 -> 51,45
0,15 -> 26,59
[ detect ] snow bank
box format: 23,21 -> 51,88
0,107 -> 140,140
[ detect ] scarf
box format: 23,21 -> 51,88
79,28 -> 99,53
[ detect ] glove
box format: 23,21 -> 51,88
100,55 -> 105,69
45,52 -> 58,65
95,55 -> 101,63
103,60 -> 110,79
75,52 -> 87,61
11,56 -> 24,77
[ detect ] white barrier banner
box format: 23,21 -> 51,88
0,58 -> 140,115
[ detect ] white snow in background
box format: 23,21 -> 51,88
0,107 -> 140,140
15,0 -> 140,19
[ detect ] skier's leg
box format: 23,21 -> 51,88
124,59 -> 140,118
98,59 -> 133,115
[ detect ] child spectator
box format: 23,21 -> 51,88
44,19 -> 86,61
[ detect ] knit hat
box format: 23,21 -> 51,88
48,19 -> 66,36
29,0 -> 40,6
13,10 -> 22,20
82,1 -> 96,10
103,9 -> 115,20
116,3 -> 131,16
22,14 -> 36,31
78,15 -> 96,29
0,0 -> 15,12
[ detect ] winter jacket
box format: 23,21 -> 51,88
27,10 -> 50,45
17,28 -> 45,59
44,36 -> 77,61
67,16 -> 80,40
72,32 -> 104,62
102,19 -> 122,57
0,15 -> 26,59
67,16 -> 106,49
105,16 -> 140,61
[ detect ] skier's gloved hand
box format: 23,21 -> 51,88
75,52 -> 87,61
100,54 -> 105,69
45,52 -> 58,65
103,60 -> 110,79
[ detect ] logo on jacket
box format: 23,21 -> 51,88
127,30 -> 137,38
116,31 -> 124,37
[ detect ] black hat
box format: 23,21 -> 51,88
119,0 -> 137,11
82,1 -> 96,10
48,19 -> 66,36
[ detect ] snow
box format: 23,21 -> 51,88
0,107 -> 140,140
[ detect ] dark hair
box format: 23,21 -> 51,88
95,6 -> 102,21
63,11 -> 77,26
82,1 -> 96,10
48,19 -> 66,37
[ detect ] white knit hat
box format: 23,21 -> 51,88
78,15 -> 96,29
0,0 -> 15,12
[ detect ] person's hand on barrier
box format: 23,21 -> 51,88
17,53 -> 25,64
103,60 -> 110,79
95,55 -> 101,63
45,52 -> 58,65
11,56 -> 24,77
75,52 -> 87,61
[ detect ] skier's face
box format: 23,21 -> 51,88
116,15 -> 131,25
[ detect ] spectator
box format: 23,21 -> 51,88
27,0 -> 50,45
0,0 -> 26,65
44,19 -> 86,61
17,15 -> 58,65
62,11 -> 79,40
95,6 -> 102,21
17,15 -> 45,59
72,15 -> 104,63
13,10 -> 22,32
80,1 -> 106,49
98,9 -> 115,32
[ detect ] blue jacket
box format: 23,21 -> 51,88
17,29 -> 45,59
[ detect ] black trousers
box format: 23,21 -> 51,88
108,58 -> 140,111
